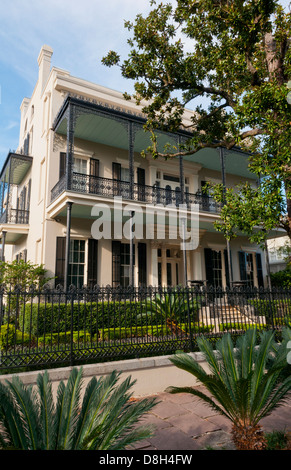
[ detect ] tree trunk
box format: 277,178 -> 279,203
232,423 -> 267,450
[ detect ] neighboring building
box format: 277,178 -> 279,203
0,45 -> 278,289
267,236 -> 290,273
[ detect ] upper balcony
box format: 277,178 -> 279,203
50,95 -> 257,219
0,208 -> 29,225
51,172 -> 221,213
0,152 -> 32,244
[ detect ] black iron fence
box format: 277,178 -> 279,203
0,285 -> 290,372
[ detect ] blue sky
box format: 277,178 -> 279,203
0,0 -> 290,167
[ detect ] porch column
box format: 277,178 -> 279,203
1,231 -> 6,262
219,147 -> 233,284
151,242 -> 159,286
0,177 -> 5,218
192,247 -> 203,280
161,244 -> 167,286
128,121 -> 135,286
66,103 -> 75,191
64,202 -> 73,291
128,121 -> 135,200
179,146 -> 188,286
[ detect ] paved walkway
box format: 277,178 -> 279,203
133,386 -> 291,451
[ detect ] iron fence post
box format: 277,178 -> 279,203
70,288 -> 75,367
186,287 -> 194,352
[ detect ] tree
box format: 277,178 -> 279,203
0,260 -> 53,327
166,327 -> 291,450
102,0 -> 291,245
0,259 -> 48,290
0,367 -> 157,450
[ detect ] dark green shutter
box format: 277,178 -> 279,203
112,163 -> 121,197
90,158 -> 99,177
137,167 -> 145,185
238,251 -> 247,281
55,237 -> 66,287
137,168 -> 146,201
112,241 -> 121,287
256,252 -> 264,287
26,179 -> 31,212
87,239 -> 98,288
112,162 -> 121,180
204,248 -> 214,286
89,158 -> 99,194
138,243 -> 147,286
59,152 -> 66,179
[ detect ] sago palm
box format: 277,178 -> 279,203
141,291 -> 199,336
0,367 -> 157,450
167,327 -> 291,450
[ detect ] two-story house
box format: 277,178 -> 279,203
0,45 -> 271,290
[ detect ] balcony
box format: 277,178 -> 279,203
0,208 -> 30,225
50,172 -> 221,213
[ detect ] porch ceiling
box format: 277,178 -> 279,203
0,153 -> 33,185
0,228 -> 29,244
54,97 -> 255,180
183,147 -> 256,180
56,113 -> 166,154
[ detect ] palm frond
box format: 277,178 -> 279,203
36,370 -> 56,450
54,367 -> 83,450
6,377 -> 40,449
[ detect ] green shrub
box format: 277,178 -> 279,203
270,269 -> 291,287
0,324 -> 31,351
219,322 -> 266,332
248,298 -> 291,318
37,331 -> 93,346
19,300 -> 169,336
100,322 -> 214,341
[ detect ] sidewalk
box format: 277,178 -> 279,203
133,386 -> 291,451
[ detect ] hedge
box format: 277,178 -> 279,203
19,300 -> 197,336
0,324 -> 31,351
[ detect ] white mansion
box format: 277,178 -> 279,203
0,45 -> 275,290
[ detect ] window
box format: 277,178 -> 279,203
73,157 -> 87,174
121,167 -> 130,182
212,250 -> 223,288
68,240 -> 86,288
245,253 -> 254,285
120,243 -> 135,287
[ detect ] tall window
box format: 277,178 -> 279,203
120,243 -> 135,287
212,250 -> 223,288
245,253 -> 254,286
68,240 -> 85,288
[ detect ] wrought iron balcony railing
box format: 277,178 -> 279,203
0,209 -> 30,225
50,172 -> 222,213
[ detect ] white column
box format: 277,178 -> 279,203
161,244 -> 167,286
151,242 -> 159,286
192,247 -> 203,280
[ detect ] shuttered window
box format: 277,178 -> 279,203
55,237 -> 66,286
87,239 -> 98,288
59,152 -> 66,179
138,243 -> 147,286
